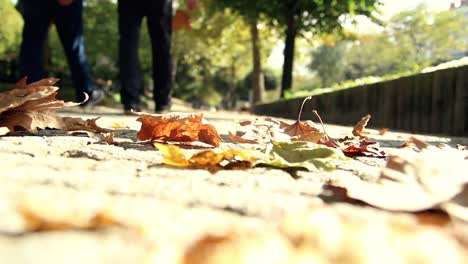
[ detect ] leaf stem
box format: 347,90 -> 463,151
312,110 -> 339,147
297,96 -> 312,122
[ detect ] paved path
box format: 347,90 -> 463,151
1,107 -> 467,263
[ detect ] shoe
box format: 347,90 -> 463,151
123,104 -> 141,115
80,89 -> 104,108
155,103 -> 171,114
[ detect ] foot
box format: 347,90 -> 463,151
155,103 -> 171,114
80,89 -> 104,108
123,104 -> 141,115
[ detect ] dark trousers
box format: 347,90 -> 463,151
19,0 -> 93,101
118,0 -> 173,110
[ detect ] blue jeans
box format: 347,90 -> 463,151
118,0 -> 173,110
19,0 -> 93,102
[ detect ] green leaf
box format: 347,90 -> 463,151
262,141 -> 347,172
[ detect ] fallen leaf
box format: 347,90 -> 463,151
442,184 -> 468,245
20,207 -> 122,232
262,141 -> 347,172
324,136 -> 386,158
378,128 -> 389,135
330,140 -> 468,211
456,144 -> 468,151
96,132 -> 118,145
184,232 -> 292,264
352,114 -> 371,136
281,206 -> 467,264
0,77 -> 89,134
228,117 -> 290,144
111,121 -> 130,129
138,113 -> 221,147
155,143 -> 261,171
62,117 -> 111,133
0,109 -> 66,133
229,97 -> 324,144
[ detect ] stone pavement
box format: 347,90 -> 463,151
0,107 -> 467,263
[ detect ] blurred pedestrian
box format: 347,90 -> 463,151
118,0 -> 199,114
18,0 -> 103,106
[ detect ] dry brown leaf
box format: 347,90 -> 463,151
137,113 -> 221,147
0,77 -> 90,134
378,128 -> 389,135
0,84 -> 58,113
0,109 -> 66,133
183,232 -> 292,264
20,206 -> 122,232
229,97 -> 323,144
62,117 -> 111,133
330,139 -> 468,211
321,136 -> 386,158
97,132 -> 118,145
352,114 -> 371,136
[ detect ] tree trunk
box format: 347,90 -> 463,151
280,0 -> 302,98
280,12 -> 297,98
250,20 -> 264,104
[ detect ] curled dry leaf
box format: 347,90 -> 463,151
155,143 -> 262,171
138,113 -> 221,147
62,117 -> 111,133
0,77 -> 90,134
229,97 -> 323,144
330,139 -> 468,211
323,136 -> 386,158
0,109 -> 66,133
352,114 -> 371,137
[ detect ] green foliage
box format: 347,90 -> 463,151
310,42 -> 347,87
296,3 -> 468,99
0,0 -> 23,59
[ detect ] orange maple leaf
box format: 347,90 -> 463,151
137,113 -> 221,147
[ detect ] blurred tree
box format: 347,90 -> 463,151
212,0 -> 272,103
0,0 -> 23,59
310,42 -> 347,87
215,0 -> 380,98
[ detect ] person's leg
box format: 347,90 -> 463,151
118,0 -> 143,111
19,0 -> 54,83
146,0 -> 173,111
54,0 -> 94,102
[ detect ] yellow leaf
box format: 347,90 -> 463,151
154,143 -> 190,167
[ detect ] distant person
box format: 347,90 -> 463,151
18,0 -> 103,106
118,0 -> 199,114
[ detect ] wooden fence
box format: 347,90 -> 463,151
254,65 -> 468,136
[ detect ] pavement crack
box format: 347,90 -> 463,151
61,150 -> 102,161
